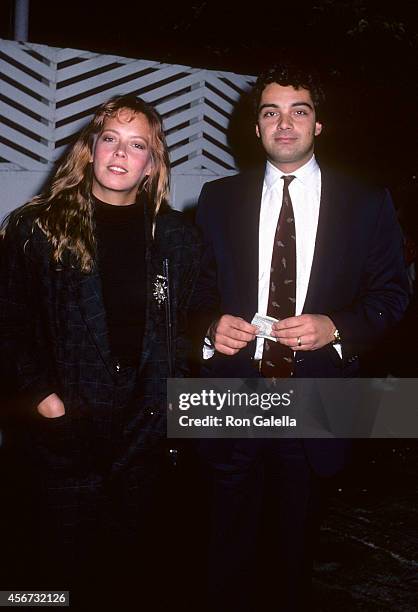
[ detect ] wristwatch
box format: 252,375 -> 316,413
204,336 -> 214,349
332,328 -> 342,345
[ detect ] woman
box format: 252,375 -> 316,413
0,95 -> 200,604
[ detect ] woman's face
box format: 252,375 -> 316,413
91,110 -> 153,205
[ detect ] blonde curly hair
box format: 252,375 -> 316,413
2,94 -> 170,272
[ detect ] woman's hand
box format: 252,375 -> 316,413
36,393 -> 65,418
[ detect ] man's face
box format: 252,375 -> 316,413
91,111 -> 153,206
256,83 -> 322,172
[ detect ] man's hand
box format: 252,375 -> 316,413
37,393 -> 65,419
272,314 -> 336,351
209,315 -> 258,356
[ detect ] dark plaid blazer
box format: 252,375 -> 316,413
0,201 -> 201,456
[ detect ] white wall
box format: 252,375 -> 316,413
0,169 -> 224,220
0,170 -> 50,220
1,39 -> 252,220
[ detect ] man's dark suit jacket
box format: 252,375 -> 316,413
192,164 -> 409,474
0,201 -> 201,459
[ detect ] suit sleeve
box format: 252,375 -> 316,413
188,182 -> 222,347
330,189 -> 409,360
0,219 -> 56,416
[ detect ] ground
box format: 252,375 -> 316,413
313,441 -> 418,611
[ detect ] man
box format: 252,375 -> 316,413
192,64 -> 408,611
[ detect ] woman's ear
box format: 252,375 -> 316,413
144,159 -> 153,178
89,135 -> 98,163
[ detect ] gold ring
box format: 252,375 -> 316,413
297,336 -> 302,347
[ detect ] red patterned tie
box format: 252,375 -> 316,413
261,175 -> 296,378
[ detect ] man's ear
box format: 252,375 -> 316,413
255,123 -> 260,139
314,121 -> 322,136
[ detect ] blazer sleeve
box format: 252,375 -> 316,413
329,189 -> 409,360
173,222 -> 203,376
0,219 -> 57,414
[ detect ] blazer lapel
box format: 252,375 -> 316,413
71,265 -> 115,377
71,197 -> 157,379
137,201 -> 159,374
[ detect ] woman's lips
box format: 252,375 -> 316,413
108,165 -> 128,174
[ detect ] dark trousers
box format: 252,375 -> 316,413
199,439 -> 325,612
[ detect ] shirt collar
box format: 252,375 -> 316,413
264,155 -> 320,190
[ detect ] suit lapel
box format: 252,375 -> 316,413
227,168 -> 264,318
303,167 -> 350,313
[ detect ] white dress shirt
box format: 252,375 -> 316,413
255,156 -> 321,358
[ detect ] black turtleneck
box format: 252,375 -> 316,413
93,196 -> 146,364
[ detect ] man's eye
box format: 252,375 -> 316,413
264,111 -> 277,118
295,110 -> 307,116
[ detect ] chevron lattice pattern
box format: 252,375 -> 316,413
0,40 -> 255,175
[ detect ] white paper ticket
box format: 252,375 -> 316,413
251,313 -> 279,342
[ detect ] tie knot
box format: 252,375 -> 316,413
281,175 -> 295,187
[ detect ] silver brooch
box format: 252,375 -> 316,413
153,274 -> 168,306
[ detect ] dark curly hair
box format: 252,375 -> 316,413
252,63 -> 325,121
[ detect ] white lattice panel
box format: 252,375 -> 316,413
1,39 -> 255,176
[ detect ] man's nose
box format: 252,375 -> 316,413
277,113 -> 293,129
